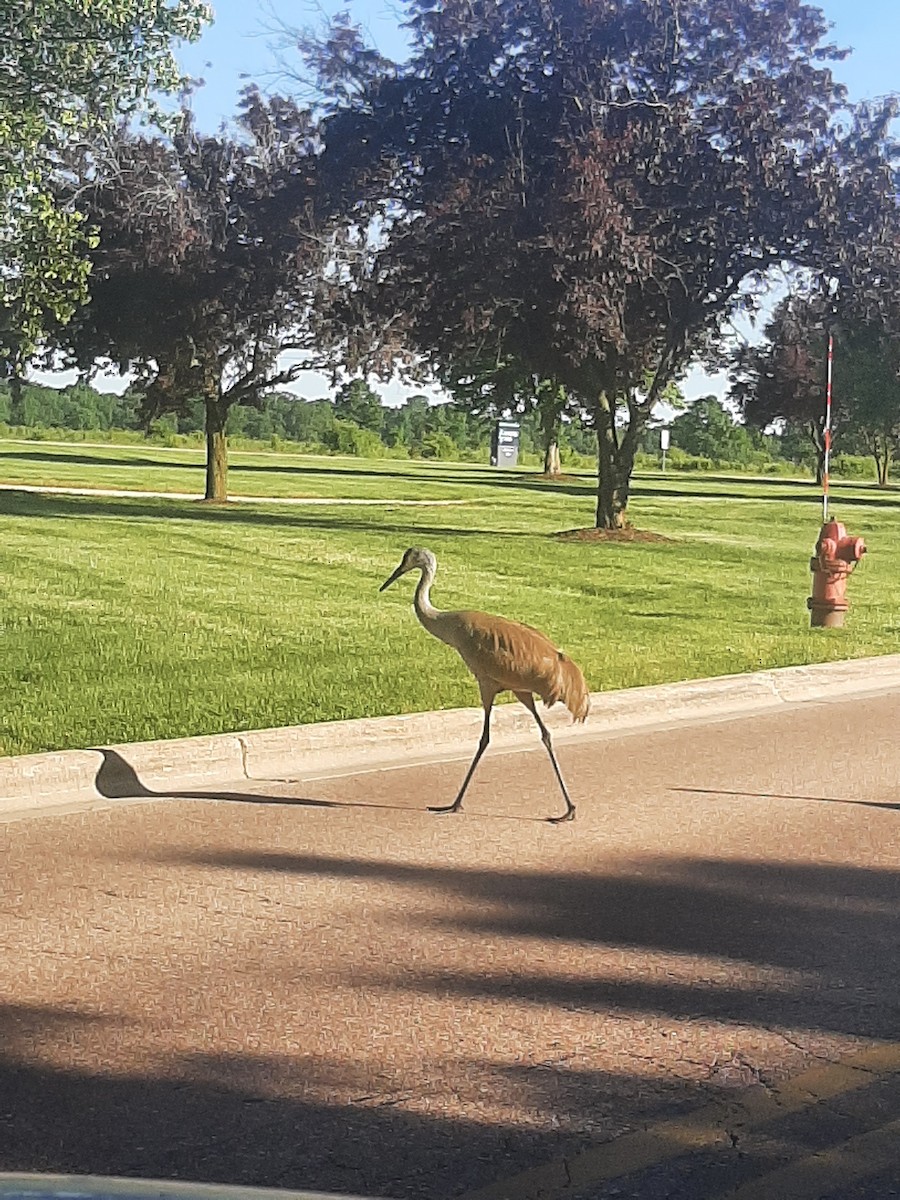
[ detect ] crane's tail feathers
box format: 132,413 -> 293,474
558,653 -> 590,722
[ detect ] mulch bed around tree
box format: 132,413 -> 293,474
554,526 -> 675,543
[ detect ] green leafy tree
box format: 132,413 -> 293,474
333,378 -> 384,432
836,330 -> 900,486
670,397 -> 756,463
733,286 -> 900,485
0,0 -> 210,367
57,92 -> 327,500
734,294 -> 848,482
298,0 -> 897,528
0,378 -> 146,430
284,398 -> 337,444
386,394 -> 431,453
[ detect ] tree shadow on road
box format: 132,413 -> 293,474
3,981 -> 900,1198
22,987 -> 867,1200
0,1001 -> 593,1200
146,848 -> 900,1044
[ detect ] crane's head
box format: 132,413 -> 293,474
379,547 -> 436,591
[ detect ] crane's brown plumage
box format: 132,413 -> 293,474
436,609 -> 590,722
380,547 -> 589,821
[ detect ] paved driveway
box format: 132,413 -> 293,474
2,689 -> 900,1198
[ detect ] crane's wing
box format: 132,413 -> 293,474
437,609 -> 589,719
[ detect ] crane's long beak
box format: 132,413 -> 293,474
379,563 -> 408,592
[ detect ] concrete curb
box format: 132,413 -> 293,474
3,654 -> 900,819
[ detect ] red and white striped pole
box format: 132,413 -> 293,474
807,328 -> 866,627
822,331 -> 834,524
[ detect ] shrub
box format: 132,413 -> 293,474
420,431 -> 457,460
832,454 -> 877,481
324,419 -> 386,457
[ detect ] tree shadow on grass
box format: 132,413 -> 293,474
632,481 -> 900,509
0,489 -> 531,539
7,449 -> 896,509
24,465 -> 867,535
0,449 -> 187,470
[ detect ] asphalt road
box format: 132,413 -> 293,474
2,687 -> 900,1199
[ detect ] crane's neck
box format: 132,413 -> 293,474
413,561 -> 440,631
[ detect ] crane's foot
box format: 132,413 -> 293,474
547,806 -> 576,824
428,801 -> 463,814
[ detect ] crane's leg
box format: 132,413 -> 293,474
429,683 -> 497,814
515,691 -> 576,823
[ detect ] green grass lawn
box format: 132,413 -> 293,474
0,438 -> 496,500
2,439 -> 897,757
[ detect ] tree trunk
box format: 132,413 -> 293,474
537,383 -> 564,476
9,373 -> 23,415
594,392 -> 629,529
205,392 -> 229,502
875,440 -> 891,487
808,423 -> 826,484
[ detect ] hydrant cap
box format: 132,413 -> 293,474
815,522 -> 866,563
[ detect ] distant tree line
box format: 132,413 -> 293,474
4,375 -> 890,481
0,378 -> 599,464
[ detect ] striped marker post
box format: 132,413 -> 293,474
823,332 -> 834,523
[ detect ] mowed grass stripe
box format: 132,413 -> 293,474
0,439 -> 525,500
0,481 -> 472,506
2,449 -> 900,756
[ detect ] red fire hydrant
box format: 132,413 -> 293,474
807,520 -> 866,628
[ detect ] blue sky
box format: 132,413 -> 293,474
46,1 -> 900,405
178,0 -> 900,132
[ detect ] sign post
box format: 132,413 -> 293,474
490,420 -> 520,468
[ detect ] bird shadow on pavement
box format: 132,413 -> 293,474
92,748 -> 545,819
670,785 -> 900,813
93,748 -> 393,811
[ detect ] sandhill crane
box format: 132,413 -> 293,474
379,547 -> 590,822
